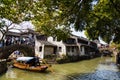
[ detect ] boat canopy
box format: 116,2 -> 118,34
16,57 -> 34,62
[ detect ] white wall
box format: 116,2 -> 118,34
0,32 -> 3,40
35,39 -> 44,59
47,37 -> 66,56
44,46 -> 54,55
80,46 -> 85,55
66,46 -> 79,56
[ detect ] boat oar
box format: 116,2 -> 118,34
42,59 -> 54,73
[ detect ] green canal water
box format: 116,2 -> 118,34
1,56 -> 120,80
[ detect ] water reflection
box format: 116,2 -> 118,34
6,68 -> 17,79
1,57 -> 120,80
66,57 -> 120,80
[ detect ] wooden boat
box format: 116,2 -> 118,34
13,57 -> 50,72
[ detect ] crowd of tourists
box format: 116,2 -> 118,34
0,36 -> 35,47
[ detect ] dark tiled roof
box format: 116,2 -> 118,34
6,31 -> 20,36
64,43 -> 78,46
20,29 -> 39,35
80,44 -> 97,49
71,34 -> 88,41
38,40 -> 56,46
36,35 -> 47,40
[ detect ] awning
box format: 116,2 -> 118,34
16,57 -> 34,62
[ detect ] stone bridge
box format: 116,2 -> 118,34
0,44 -> 35,59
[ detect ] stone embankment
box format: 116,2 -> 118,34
0,59 -> 7,74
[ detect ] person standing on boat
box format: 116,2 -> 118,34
34,56 -> 40,66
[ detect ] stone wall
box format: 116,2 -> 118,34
0,44 -> 35,59
0,60 -> 7,74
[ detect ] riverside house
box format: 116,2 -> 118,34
35,35 -> 57,59
35,34 -> 99,59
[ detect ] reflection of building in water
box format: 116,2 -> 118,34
6,69 -> 17,78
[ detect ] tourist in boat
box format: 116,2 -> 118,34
25,57 -> 34,66
25,56 -> 40,67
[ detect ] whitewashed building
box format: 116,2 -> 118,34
47,36 -> 79,57
35,34 -> 98,59
35,35 -> 57,59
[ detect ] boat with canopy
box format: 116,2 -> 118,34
13,57 -> 50,72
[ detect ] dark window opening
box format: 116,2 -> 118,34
67,46 -> 70,52
72,46 -> 74,52
59,47 -> 62,52
39,46 -> 42,52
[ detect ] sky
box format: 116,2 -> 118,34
71,28 -> 87,38
9,21 -> 34,33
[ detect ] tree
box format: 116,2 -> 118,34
0,0 -> 34,41
41,0 -> 120,44
1,0 -> 120,44
0,19 -> 12,41
84,0 -> 120,44
31,0 -> 72,40
0,0 -> 71,41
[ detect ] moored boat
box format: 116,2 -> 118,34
13,57 -> 50,72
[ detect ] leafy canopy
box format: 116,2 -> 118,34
0,0 -> 120,43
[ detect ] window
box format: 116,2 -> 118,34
53,37 -> 56,41
39,46 -> 42,52
65,38 -> 76,44
67,46 -> 70,52
72,46 -> 74,52
80,46 -> 83,52
59,47 -> 62,52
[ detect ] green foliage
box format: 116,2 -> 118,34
0,0 -> 34,23
31,0 -> 72,40
44,54 -> 56,59
0,0 -> 35,41
40,0 -> 120,44
84,0 -> 120,43
56,55 -> 70,64
1,0 -> 120,43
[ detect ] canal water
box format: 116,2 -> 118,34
0,56 -> 120,80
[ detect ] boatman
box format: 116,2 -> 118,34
34,55 -> 40,66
